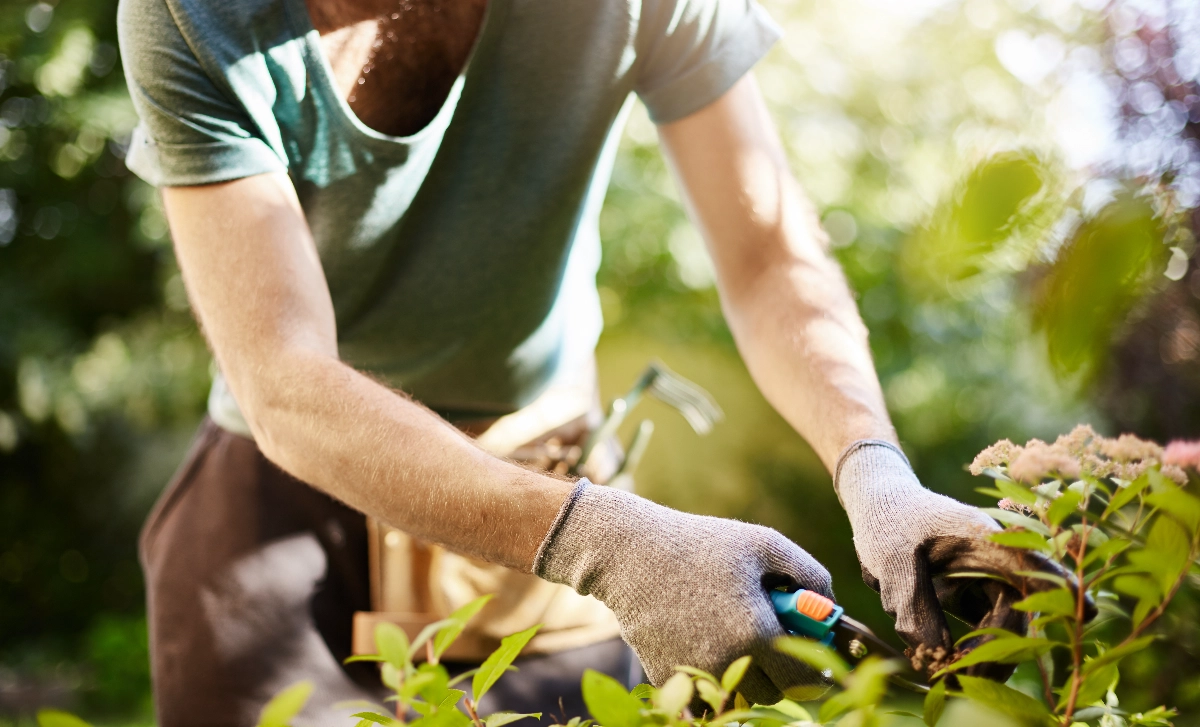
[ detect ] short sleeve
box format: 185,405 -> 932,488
117,0 -> 286,186
634,0 -> 781,124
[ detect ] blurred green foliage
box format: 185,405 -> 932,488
1,0 -> 1198,723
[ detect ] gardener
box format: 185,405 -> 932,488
118,0 -> 1059,723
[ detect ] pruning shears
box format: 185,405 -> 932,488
771,589 -> 931,693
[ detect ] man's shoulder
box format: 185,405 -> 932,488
118,0 -> 295,61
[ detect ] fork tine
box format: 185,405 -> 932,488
643,361 -> 724,434
650,368 -> 722,417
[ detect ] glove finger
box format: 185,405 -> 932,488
751,643 -> 831,704
878,553 -> 954,653
756,532 -> 835,599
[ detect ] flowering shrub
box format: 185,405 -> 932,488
942,426 -> 1200,725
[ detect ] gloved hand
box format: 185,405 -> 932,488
534,480 -> 832,705
835,440 -> 1086,679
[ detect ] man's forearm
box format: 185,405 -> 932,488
723,239 -> 896,472
656,75 -> 895,473
163,175 -> 570,572
241,348 -> 572,570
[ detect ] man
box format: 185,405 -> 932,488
118,0 -> 1058,724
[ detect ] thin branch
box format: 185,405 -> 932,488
1063,519 -> 1091,721
464,698 -> 485,727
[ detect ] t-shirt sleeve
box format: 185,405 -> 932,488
117,0 -> 286,186
634,0 -> 782,124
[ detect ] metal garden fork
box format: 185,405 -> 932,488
573,360 -> 724,480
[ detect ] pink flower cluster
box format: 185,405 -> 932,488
969,424 -> 1194,485
1165,440 -> 1200,470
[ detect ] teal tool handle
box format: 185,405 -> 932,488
771,589 -> 844,646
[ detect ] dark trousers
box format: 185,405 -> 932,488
140,418 -> 639,726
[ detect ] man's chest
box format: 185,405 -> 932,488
306,0 -> 488,138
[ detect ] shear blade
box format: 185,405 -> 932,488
831,616 -> 931,693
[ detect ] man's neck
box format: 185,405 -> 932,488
305,0 -> 488,137
305,0 -> 403,33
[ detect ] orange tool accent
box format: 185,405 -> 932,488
793,590 -> 835,621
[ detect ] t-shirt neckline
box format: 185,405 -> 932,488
282,0 -> 507,147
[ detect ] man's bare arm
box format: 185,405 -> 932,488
657,75 -> 896,473
162,173 -> 571,569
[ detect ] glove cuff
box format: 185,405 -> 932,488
532,478 -> 591,576
833,439 -> 913,504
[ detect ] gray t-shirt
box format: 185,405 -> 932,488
118,0 -> 780,432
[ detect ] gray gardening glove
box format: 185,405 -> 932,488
835,440 -> 1084,679
534,480 -> 833,705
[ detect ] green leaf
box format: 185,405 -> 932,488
1047,490 -> 1084,526
936,637 -> 1057,675
374,623 -> 411,670
995,479 -> 1040,507
653,673 -> 693,716
981,509 -> 1051,536
721,655 -> 752,693
344,654 -> 387,664
412,619 -> 456,654
1081,539 -> 1132,569
774,635 -> 849,682
581,669 -> 644,727
1103,474 -> 1152,518
36,710 -> 93,727
434,596 -> 494,660
629,683 -> 654,700
818,656 -> 895,722
923,679 -> 946,727
733,691 -> 749,711
1013,570 -> 1068,588
351,712 -> 404,727
1081,636 -> 1157,674
956,675 -> 1055,726
1013,589 -> 1077,618
989,530 -> 1052,552
766,699 -> 812,721
717,707 -> 805,723
1072,662 -> 1118,708
673,665 -> 719,683
1145,487 -> 1200,535
399,670 -> 440,702
954,627 -> 1020,647
413,707 -> 473,727
696,678 -> 724,715
256,680 -> 314,727
1128,706 -> 1178,726
437,689 -> 466,709
412,663 -> 453,703
484,713 -> 542,727
381,663 -> 401,691
473,624 -> 540,702
1129,516 -> 1191,595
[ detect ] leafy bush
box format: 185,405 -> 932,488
32,431 -> 1200,727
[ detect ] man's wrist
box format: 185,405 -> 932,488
833,439 -> 916,507
532,478 -> 591,576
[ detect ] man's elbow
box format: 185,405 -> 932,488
224,350 -> 332,468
